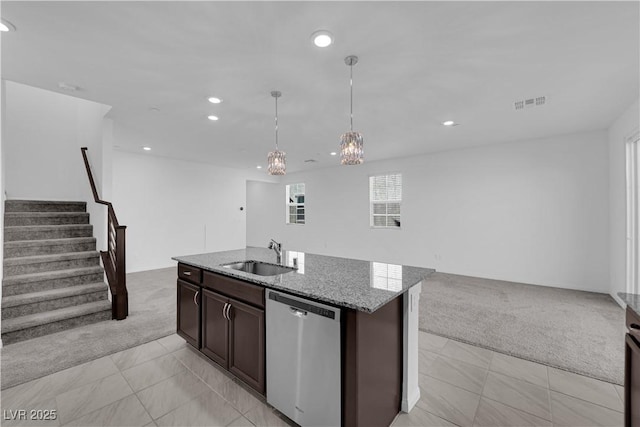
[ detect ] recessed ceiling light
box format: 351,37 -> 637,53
442,120 -> 459,126
330,152 -> 337,156
311,30 -> 333,48
256,165 -> 262,169
208,97 -> 222,104
143,146 -> 151,151
0,19 -> 16,32
207,115 -> 219,121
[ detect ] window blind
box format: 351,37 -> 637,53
370,173 -> 402,228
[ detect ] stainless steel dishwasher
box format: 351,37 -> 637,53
266,289 -> 341,427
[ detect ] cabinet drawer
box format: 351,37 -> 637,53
203,271 -> 265,309
178,263 -> 202,285
627,306 -> 640,331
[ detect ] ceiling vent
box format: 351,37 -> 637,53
514,96 -> 546,111
304,159 -> 318,163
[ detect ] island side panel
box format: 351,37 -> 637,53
402,282 -> 422,412
343,295 -> 403,427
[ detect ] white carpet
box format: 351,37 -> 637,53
420,272 -> 626,385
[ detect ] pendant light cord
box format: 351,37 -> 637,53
274,95 -> 279,150
350,63 -> 354,131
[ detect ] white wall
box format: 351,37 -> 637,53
1,79 -> 6,347
112,150 -> 265,272
247,130 -> 610,292
608,99 -> 640,305
3,81 -> 112,251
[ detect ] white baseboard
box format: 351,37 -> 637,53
401,386 -> 421,413
611,292 -> 627,309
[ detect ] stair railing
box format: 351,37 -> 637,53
81,147 -> 128,320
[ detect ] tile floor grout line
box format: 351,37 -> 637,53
111,342 -> 170,372
478,374 -> 553,423
422,365 -> 487,396
168,351 -> 262,417
421,408 -> 464,427
479,395 -> 554,425
471,359 -> 493,427
139,371 -> 211,422
487,354 -> 551,389
1,354 -> 120,408
132,391 -> 155,427
120,352 -> 186,394
55,372 -> 135,427
548,388 -> 624,414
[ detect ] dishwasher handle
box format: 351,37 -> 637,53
269,292 -> 337,320
289,307 -> 307,318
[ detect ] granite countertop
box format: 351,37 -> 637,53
173,247 -> 434,313
618,292 -> 640,316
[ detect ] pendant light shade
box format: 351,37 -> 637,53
340,55 -> 364,165
267,91 -> 286,175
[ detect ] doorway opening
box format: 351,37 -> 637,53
627,130 -> 640,294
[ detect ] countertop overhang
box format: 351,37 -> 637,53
619,292 -> 640,317
173,247 -> 434,313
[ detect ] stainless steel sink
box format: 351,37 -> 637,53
222,261 -> 295,276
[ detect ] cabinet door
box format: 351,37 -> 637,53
177,280 -> 200,348
228,298 -> 265,394
202,289 -> 229,368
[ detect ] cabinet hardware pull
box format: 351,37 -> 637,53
226,304 -> 232,320
222,303 -> 229,320
183,271 -> 191,276
194,291 -> 199,306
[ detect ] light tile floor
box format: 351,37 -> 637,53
0,331 -> 624,427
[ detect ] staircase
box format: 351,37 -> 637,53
2,200 -> 111,345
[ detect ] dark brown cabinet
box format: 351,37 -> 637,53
626,307 -> 640,427
201,287 -> 265,394
174,269 -> 266,395
201,289 -> 229,366
177,279 -> 200,348
228,297 -> 265,393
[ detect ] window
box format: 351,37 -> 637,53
370,173 -> 402,228
286,183 -> 305,225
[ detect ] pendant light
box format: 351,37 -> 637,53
267,91 -> 286,175
340,55 -> 364,165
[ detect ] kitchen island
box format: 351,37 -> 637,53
173,247 -> 434,427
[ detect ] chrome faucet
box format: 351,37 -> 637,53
268,239 -> 282,264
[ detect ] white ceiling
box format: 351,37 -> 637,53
2,1 -> 638,173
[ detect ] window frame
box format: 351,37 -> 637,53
369,172 -> 402,229
285,183 -> 306,225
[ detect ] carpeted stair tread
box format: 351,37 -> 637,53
4,224 -> 93,232
2,266 -> 104,286
1,300 -> 111,334
3,252 -> 100,277
5,200 -> 86,213
2,283 -> 107,308
4,212 -> 90,226
3,237 -> 97,258
2,199 -> 111,345
4,224 -> 93,242
4,237 -> 96,248
4,251 -> 100,266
